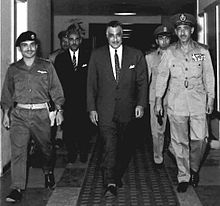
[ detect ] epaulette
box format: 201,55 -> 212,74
39,57 -> 51,63
197,42 -> 209,50
10,62 -> 16,67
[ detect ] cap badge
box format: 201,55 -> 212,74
179,14 -> 186,22
163,27 -> 168,32
31,34 -> 35,39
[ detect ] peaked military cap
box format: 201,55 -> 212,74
58,30 -> 68,40
170,13 -> 196,27
15,31 -> 37,47
153,25 -> 173,38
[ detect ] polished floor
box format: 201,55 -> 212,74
1,131 -> 220,205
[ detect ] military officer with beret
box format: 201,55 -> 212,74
155,13 -> 215,192
145,24 -> 172,168
1,31 -> 65,202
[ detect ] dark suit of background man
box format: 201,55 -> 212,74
87,21 -> 148,196
54,24 -> 90,164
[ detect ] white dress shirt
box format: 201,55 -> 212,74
109,45 -> 122,79
69,49 -> 79,66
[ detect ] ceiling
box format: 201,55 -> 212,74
52,0 -> 196,16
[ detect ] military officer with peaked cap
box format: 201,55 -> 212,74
145,24 -> 172,169
155,13 -> 215,192
1,31 -> 65,202
170,13 -> 196,27
49,30 -> 69,64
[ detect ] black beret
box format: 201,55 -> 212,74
58,30 -> 68,39
170,13 -> 196,27
153,25 -> 173,38
15,31 -> 37,47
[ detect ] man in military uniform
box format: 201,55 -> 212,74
49,30 -> 69,64
145,24 -> 172,168
155,13 -> 215,192
1,31 -> 65,202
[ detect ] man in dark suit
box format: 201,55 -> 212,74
87,21 -> 148,196
54,25 -> 90,164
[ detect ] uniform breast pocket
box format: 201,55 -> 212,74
14,77 -> 25,92
34,73 -> 48,89
170,64 -> 182,77
191,62 -> 202,76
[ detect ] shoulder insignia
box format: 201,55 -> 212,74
197,42 -> 209,50
39,57 -> 51,62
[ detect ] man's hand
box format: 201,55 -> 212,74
135,106 -> 144,118
154,97 -> 163,116
56,110 -> 64,126
206,98 -> 214,114
2,111 -> 10,129
89,110 -> 98,126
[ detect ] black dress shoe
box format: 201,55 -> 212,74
177,182 -> 189,193
45,173 -> 56,190
5,189 -> 22,202
104,185 -> 117,196
190,169 -> 199,188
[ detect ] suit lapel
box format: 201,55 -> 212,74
104,46 -> 117,83
119,46 -> 129,84
78,49 -> 83,67
67,50 -> 74,68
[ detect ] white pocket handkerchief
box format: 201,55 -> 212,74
82,64 -> 87,67
37,70 -> 47,74
129,65 -> 135,69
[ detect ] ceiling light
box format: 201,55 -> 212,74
123,29 -> 132,32
114,12 -> 136,16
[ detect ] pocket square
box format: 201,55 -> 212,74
129,65 -> 135,69
37,70 -> 47,74
82,64 -> 87,67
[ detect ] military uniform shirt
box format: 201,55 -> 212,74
156,40 -> 215,116
146,48 -> 168,105
1,57 -> 65,110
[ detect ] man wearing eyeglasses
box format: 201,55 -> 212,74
145,24 -> 172,169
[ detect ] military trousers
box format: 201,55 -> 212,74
168,113 -> 208,183
9,107 -> 54,190
150,103 -> 167,164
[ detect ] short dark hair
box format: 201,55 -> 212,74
106,21 -> 123,31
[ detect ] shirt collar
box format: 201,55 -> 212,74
175,39 -> 196,50
109,45 -> 123,55
69,48 -> 79,57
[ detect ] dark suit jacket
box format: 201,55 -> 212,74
54,48 -> 90,116
87,45 -> 148,125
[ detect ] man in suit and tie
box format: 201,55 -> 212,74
87,20 -> 148,196
54,25 -> 91,164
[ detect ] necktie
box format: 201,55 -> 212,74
115,50 -> 120,83
72,52 -> 76,69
